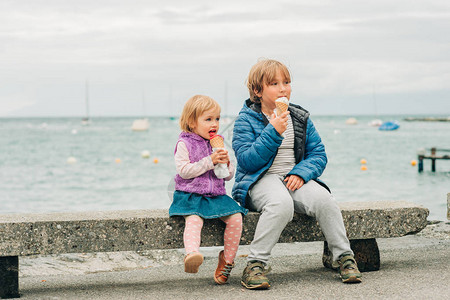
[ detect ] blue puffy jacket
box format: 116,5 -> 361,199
232,99 -> 328,207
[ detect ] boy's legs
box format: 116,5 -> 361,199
290,180 -> 353,260
247,174 -> 294,264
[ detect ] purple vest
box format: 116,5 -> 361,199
174,132 -> 226,197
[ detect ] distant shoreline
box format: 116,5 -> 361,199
1,115 -> 450,120
403,117 -> 450,122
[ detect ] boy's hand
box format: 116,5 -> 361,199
270,111 -> 289,135
210,149 -> 229,165
284,175 -> 304,191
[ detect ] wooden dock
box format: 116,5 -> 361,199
418,147 -> 450,172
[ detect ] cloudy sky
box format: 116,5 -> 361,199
1,0 -> 449,117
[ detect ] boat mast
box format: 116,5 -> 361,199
85,80 -> 90,120
142,88 -> 147,118
224,80 -> 228,118
372,84 -> 377,116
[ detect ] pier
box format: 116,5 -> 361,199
417,147 -> 450,172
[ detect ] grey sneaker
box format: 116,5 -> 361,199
241,260 -> 271,290
338,255 -> 362,283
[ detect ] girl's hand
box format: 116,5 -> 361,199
210,149 -> 229,165
284,175 -> 304,191
270,111 -> 289,135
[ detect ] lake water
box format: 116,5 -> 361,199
1,115 -> 449,221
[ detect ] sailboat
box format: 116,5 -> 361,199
131,90 -> 149,131
368,119 -> 382,127
368,85 -> 382,127
81,80 -> 90,126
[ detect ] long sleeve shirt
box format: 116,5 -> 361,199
175,141 -> 235,181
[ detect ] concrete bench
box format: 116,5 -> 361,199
0,201 -> 428,298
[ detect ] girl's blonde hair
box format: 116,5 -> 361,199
247,59 -> 291,103
179,95 -> 221,132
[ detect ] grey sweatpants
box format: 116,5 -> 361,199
247,174 -> 353,264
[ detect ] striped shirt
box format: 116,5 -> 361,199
265,114 -> 296,176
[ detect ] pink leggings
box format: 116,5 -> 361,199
184,213 -> 243,264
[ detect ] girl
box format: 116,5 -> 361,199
169,95 -> 248,285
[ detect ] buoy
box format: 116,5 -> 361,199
153,158 -> 159,164
360,165 -> 368,171
411,160 -> 417,166
360,159 -> 367,164
115,158 -> 121,163
67,157 -> 77,164
141,150 -> 150,159
71,129 -> 77,135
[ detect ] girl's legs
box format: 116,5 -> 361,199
215,213 -> 243,284
183,215 -> 204,273
291,180 -> 353,260
220,213 -> 243,264
184,215 -> 204,254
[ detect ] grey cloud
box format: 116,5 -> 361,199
1,0 -> 449,116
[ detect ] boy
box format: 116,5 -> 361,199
232,59 -> 361,289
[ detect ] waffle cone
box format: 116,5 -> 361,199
210,136 -> 224,148
275,102 -> 289,115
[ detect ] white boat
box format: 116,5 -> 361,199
345,117 -> 358,125
81,117 -> 90,126
132,118 -> 149,131
368,119 -> 383,127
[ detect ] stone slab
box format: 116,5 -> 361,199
0,201 -> 429,257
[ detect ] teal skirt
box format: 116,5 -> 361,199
169,191 -> 248,219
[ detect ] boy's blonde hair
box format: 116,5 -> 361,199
179,95 -> 221,132
247,59 -> 291,103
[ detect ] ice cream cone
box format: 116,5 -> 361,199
210,135 -> 224,148
275,97 -> 289,116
